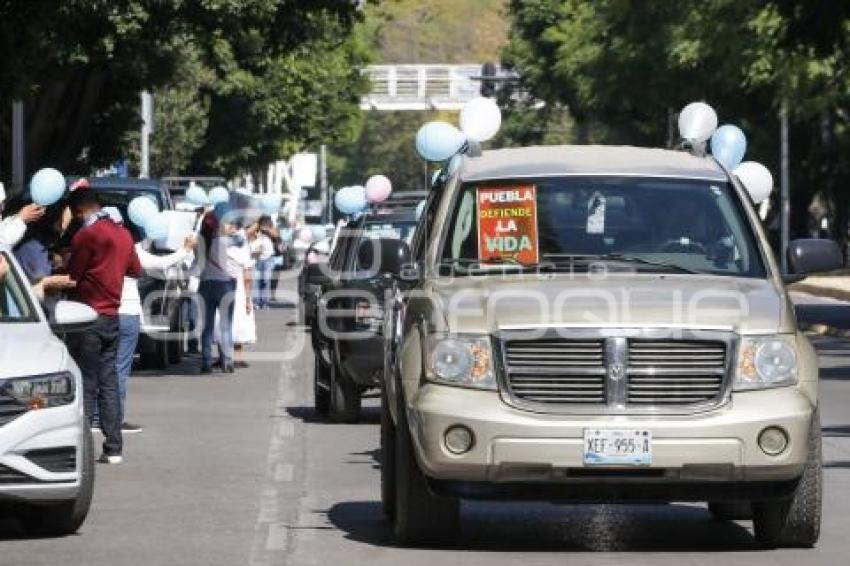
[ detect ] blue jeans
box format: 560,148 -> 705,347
199,278 -> 236,366
253,258 -> 274,307
116,314 -> 140,421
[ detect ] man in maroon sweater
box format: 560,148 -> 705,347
66,188 -> 142,464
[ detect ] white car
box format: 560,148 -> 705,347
0,246 -> 96,535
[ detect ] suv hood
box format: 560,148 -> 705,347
429,274 -> 790,335
0,325 -> 71,379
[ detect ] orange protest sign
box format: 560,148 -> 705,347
476,185 -> 539,264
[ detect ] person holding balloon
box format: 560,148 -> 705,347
197,202 -> 240,374
0,201 -> 46,248
65,186 -> 142,465
110,200 -> 197,433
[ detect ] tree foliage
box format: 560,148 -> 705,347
504,0 -> 850,240
0,1 -> 367,185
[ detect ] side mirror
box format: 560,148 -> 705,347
357,238 -> 411,277
50,300 -> 98,334
787,238 -> 843,276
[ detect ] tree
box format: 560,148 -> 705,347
504,1 -> 850,243
0,1 -> 366,187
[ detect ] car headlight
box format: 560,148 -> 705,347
426,334 -> 496,390
735,336 -> 798,391
0,372 -> 75,410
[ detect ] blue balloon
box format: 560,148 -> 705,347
334,185 -> 367,215
30,168 -> 66,206
186,184 -> 210,206
261,193 -> 282,214
415,121 -> 466,162
128,196 -> 159,227
209,186 -> 230,205
711,124 -> 747,170
144,213 -> 170,240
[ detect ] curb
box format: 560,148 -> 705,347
790,282 -> 850,304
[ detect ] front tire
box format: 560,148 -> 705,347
21,428 -> 95,536
752,409 -> 822,548
380,388 -> 396,519
328,358 -> 360,423
314,355 -> 330,417
393,395 -> 459,546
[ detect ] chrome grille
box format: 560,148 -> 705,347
627,340 -> 726,405
503,339 -> 606,403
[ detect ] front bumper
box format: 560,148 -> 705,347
408,384 -> 814,497
0,403 -> 84,503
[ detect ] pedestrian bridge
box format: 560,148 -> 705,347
360,64 -> 517,111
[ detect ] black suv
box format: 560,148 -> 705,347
311,204 -> 419,422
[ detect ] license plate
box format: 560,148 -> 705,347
583,429 -> 652,466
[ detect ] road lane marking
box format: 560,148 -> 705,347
266,522 -> 289,551
275,463 -> 295,482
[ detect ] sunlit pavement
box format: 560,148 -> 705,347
0,289 -> 848,565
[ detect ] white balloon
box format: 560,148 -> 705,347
459,97 -> 502,142
678,102 -> 718,143
733,161 -> 773,204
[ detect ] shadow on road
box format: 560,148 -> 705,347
286,405 -> 380,425
325,500 -> 761,552
825,461 -> 850,469
823,425 -> 850,437
795,303 -> 850,329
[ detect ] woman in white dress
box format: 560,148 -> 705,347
214,228 -> 256,368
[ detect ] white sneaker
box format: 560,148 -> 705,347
97,454 -> 123,465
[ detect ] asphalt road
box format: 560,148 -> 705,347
0,291 -> 848,566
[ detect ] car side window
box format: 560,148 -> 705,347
411,185 -> 443,263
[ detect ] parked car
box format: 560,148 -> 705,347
0,247 -> 96,535
298,237 -> 332,328
378,144 -> 840,547
161,176 -> 225,207
311,207 -> 419,422
71,177 -> 189,369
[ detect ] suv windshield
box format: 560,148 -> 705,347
441,176 -> 766,277
0,253 -> 36,322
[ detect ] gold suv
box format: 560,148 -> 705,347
377,145 -> 841,548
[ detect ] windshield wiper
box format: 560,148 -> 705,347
590,253 -> 702,274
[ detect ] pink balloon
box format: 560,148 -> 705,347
298,227 -> 313,243
365,175 -> 392,203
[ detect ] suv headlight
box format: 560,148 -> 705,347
735,336 -> 798,391
0,372 -> 75,410
426,334 -> 496,390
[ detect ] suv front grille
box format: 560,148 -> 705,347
627,340 -> 726,405
503,339 -> 606,403
501,333 -> 730,412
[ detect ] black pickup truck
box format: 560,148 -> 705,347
310,204 -> 419,422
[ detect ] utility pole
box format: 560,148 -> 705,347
11,100 -> 24,194
780,101 -> 790,273
140,91 -> 153,178
319,144 -> 328,223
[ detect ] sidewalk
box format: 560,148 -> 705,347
790,276 -> 850,337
